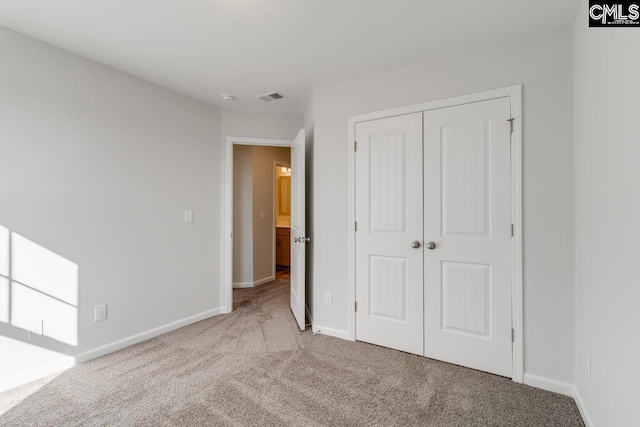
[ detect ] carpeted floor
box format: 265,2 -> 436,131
0,278 -> 584,426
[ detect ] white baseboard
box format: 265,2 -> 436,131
1,307 -> 224,393
75,307 -> 223,363
253,275 -> 275,287
523,374 -> 593,427
523,373 -> 575,397
573,386 -> 594,427
311,324 -> 350,340
232,282 -> 253,289
233,275 -> 275,289
0,358 -> 76,393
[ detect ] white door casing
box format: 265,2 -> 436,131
222,136 -> 294,316
355,113 -> 424,356
290,129 -> 306,330
423,97 -> 513,377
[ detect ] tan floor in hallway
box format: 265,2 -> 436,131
0,279 -> 584,426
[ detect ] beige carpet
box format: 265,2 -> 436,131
0,279 -> 584,426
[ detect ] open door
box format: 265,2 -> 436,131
290,129 -> 306,330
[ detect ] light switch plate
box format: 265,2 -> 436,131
185,210 -> 193,223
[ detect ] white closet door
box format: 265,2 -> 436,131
355,113 -> 424,356
423,98 -> 513,377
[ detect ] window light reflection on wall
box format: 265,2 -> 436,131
0,225 -> 79,346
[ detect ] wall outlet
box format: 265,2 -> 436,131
260,210 -> 265,219
324,291 -> 333,305
95,304 -> 107,322
184,210 -> 193,223
586,351 -> 592,378
28,320 -> 43,340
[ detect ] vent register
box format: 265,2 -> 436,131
256,91 -> 285,102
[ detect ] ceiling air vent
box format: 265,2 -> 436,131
256,91 -> 286,102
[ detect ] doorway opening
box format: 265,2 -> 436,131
230,145 -> 290,301
221,131 -> 307,330
275,164 -> 291,281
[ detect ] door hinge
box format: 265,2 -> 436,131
355,221 -> 358,232
354,301 -> 357,312
507,118 -> 514,134
512,328 -> 515,342
354,141 -> 357,152
511,223 -> 514,237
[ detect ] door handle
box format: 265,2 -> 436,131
294,236 -> 311,243
425,241 -> 436,250
411,240 -> 421,249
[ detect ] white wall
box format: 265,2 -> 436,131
0,26 -> 223,385
307,29 -> 575,383
573,1 -> 640,425
233,145 -> 254,284
221,110 -> 303,141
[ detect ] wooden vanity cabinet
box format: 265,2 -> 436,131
275,227 -> 290,267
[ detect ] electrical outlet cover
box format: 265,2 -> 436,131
95,304 -> 107,322
28,320 -> 43,340
324,292 -> 333,305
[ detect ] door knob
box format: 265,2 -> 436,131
294,236 -> 311,243
425,241 -> 436,250
411,240 -> 421,249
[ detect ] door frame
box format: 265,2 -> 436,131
346,85 -> 524,383
220,136 -> 293,314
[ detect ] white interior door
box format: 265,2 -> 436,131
355,113 -> 424,355
290,129 -> 306,330
423,98 -> 513,377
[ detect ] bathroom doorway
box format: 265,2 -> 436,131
275,163 -> 291,281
